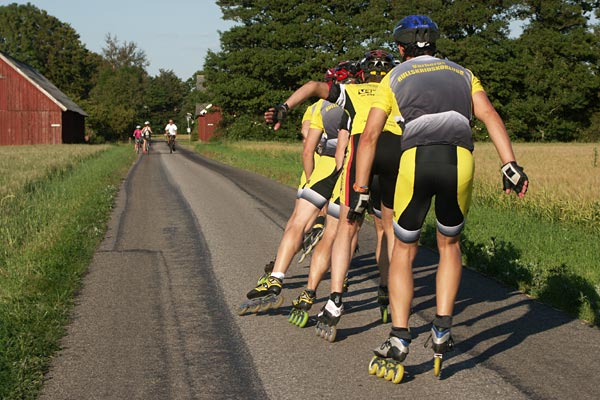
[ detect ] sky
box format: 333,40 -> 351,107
2,0 -> 236,80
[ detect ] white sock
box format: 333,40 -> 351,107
270,272 -> 285,281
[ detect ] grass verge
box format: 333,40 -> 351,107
0,145 -> 135,399
193,140 -> 600,325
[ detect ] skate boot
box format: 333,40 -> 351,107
298,218 -> 325,263
377,286 -> 390,323
368,328 -> 411,384
424,315 -> 454,378
256,260 -> 275,285
288,289 -> 316,328
237,276 -> 284,315
315,293 -> 343,342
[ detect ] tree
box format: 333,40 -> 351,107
504,0 -> 600,141
85,36 -> 150,141
0,2 -> 100,100
102,34 -> 150,70
207,0 -> 409,139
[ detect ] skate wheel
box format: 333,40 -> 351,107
391,364 -> 404,384
288,311 -> 295,323
273,295 -> 284,310
368,356 -> 379,375
237,306 -> 249,316
433,355 -> 442,378
297,312 -> 309,328
327,326 -> 337,342
376,363 -> 387,378
249,303 -> 261,313
380,306 -> 389,324
319,328 -> 326,339
298,252 -> 307,263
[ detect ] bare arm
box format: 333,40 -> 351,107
473,91 -> 515,165
264,81 -> 331,130
335,129 -> 350,171
473,90 -> 528,197
302,127 -> 322,180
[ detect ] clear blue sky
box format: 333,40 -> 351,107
2,0 -> 236,80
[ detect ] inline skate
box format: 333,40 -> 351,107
368,329 -> 411,384
424,316 -> 454,378
256,260 -> 275,286
377,286 -> 390,323
237,276 -> 284,316
315,293 -> 343,342
288,289 -> 316,328
298,219 -> 325,263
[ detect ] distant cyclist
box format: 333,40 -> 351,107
165,119 -> 177,151
132,125 -> 143,154
142,121 -> 152,154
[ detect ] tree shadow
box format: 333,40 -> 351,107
406,232 -> 599,382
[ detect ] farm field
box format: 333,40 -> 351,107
193,140 -> 600,324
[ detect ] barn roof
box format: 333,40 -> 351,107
0,51 -> 88,116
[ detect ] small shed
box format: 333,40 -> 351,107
0,51 -> 88,145
195,103 -> 222,142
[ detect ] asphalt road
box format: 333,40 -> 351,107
40,140 -> 600,400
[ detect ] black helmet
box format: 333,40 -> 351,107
393,15 -> 439,47
359,50 -> 395,78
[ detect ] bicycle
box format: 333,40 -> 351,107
144,136 -> 151,154
167,135 -> 176,153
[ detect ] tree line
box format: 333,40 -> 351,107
0,3 -> 200,142
1,1 -> 600,143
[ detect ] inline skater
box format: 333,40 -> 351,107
239,62 -> 360,316
254,65 -> 348,288
265,51 -> 402,341
351,16 -> 528,383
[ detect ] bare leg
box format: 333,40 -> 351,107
329,204 -> 361,293
272,198 -> 320,275
306,214 -> 338,291
388,238 -> 418,328
435,231 -> 462,316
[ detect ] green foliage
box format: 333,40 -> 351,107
207,0 -> 600,142
0,2 -> 100,100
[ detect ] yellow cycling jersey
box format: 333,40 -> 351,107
327,82 -> 402,136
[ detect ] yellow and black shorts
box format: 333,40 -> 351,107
340,131 -> 402,211
393,144 -> 474,243
297,153 -> 321,198
300,155 -> 341,209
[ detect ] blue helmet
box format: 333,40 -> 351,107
393,15 -> 439,47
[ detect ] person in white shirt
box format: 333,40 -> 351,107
164,119 -> 178,151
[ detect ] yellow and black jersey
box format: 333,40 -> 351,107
326,82 -> 401,136
310,99 -> 344,157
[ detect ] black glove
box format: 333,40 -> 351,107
347,184 -> 370,222
501,161 -> 528,194
271,103 -> 289,125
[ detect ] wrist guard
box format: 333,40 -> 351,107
347,183 -> 370,222
272,103 -> 289,124
501,161 -> 528,194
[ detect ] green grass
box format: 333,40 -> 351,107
194,140 -> 600,325
0,144 -> 135,399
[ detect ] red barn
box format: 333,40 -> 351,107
195,103 -> 222,142
0,51 -> 87,145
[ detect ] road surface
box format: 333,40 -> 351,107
40,141 -> 600,399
